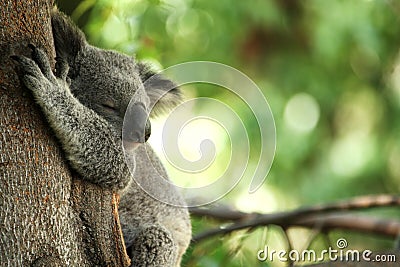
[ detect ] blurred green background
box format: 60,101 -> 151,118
56,0 -> 400,266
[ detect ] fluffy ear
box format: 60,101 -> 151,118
51,8 -> 86,71
137,62 -> 182,117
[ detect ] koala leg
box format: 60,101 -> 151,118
126,223 -> 177,267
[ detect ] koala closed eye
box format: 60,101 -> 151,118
101,101 -> 118,113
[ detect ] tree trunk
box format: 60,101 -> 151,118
0,1 -> 130,266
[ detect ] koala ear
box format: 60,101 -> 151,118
137,62 -> 182,117
51,8 -> 86,67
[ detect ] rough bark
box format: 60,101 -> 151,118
0,1 -> 129,266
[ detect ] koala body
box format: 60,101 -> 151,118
14,9 -> 191,267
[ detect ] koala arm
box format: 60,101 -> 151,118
13,46 -> 130,190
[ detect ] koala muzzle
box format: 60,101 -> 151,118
123,102 -> 151,151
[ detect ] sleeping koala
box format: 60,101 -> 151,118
13,9 -> 191,267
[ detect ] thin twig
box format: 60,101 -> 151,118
190,194 -> 400,243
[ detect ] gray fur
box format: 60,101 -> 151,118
14,9 -> 191,267
120,144 -> 191,266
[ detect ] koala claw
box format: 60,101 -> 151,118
11,54 -> 43,80
31,256 -> 62,267
11,54 -> 47,93
12,45 -> 68,98
55,56 -> 70,81
28,44 -> 56,83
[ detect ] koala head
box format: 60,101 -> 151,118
51,9 -> 180,147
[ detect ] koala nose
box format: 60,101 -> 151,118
123,102 -> 151,151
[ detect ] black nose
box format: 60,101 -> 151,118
123,103 -> 151,144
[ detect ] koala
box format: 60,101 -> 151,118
13,9 -> 191,267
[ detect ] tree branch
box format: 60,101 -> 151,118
190,194 -> 400,243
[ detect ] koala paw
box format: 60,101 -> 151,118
11,44 -> 68,98
127,224 -> 177,267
